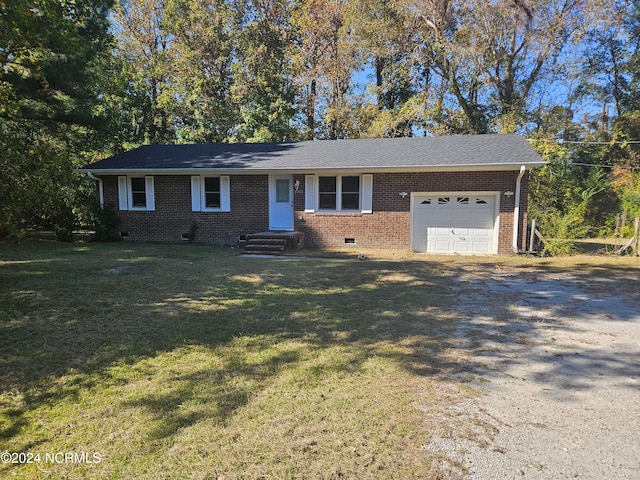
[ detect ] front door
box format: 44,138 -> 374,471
269,175 -> 294,230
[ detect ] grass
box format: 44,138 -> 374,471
0,241 -> 462,479
1,241 -> 639,479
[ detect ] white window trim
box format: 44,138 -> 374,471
305,173 -> 373,213
118,175 -> 155,211
191,175 -> 230,212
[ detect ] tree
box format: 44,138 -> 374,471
0,0 -> 115,239
112,0 -> 176,144
528,134 -> 614,244
611,166 -> 640,234
576,0 -> 640,120
350,0 -> 421,137
291,0 -> 360,139
413,0 -> 586,134
231,0 -> 298,142
163,0 -> 239,143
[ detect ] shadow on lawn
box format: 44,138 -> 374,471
0,243 -> 462,445
1,242 -> 639,447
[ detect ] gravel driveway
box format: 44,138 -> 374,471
426,264 -> 640,479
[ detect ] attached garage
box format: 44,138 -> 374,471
411,193 -> 499,254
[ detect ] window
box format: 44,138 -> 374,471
341,176 -> 360,210
319,176 -> 337,209
305,174 -> 372,213
191,175 -> 230,212
275,179 -> 290,203
118,176 -> 155,211
318,176 -> 360,211
204,177 -> 221,209
130,177 -> 147,208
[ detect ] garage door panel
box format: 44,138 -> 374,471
434,240 -> 451,251
452,211 -> 474,222
453,240 -> 470,252
471,241 -> 490,253
470,227 -> 491,237
434,211 -> 451,223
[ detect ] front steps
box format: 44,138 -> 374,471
243,232 -> 303,255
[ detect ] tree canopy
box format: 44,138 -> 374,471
1,0 -> 639,243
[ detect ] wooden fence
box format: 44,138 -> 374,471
527,217 -> 639,256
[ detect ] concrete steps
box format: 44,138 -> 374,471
244,235 -> 289,255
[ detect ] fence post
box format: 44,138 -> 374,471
635,217 -> 639,257
529,219 -> 537,253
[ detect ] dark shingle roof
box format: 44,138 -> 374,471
79,134 -> 544,173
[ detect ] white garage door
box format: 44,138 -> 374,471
412,194 -> 497,254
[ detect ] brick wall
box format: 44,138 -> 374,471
294,171 -> 529,255
99,170 -> 529,254
100,175 -> 269,245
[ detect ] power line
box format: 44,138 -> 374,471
560,140 -> 640,145
556,162 -> 640,171
528,139 -> 640,144
571,162 -> 616,168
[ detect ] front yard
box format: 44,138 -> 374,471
1,242 -> 638,479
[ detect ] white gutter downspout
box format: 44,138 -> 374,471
86,172 -> 104,208
512,165 -> 526,253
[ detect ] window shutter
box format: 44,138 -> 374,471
361,174 -> 373,213
305,175 -> 315,212
118,176 -> 128,211
145,176 -> 155,211
220,176 -> 231,212
191,176 -> 201,212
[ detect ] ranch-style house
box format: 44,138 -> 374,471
79,133 -> 545,255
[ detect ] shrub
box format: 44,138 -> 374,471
543,239 -> 576,257
52,200 -> 77,242
91,203 -> 121,242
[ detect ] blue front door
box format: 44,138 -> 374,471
269,175 -> 294,230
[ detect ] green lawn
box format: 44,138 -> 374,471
1,241 -> 637,479
1,242 -> 466,479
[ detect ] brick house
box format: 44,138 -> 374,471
79,134 -> 544,254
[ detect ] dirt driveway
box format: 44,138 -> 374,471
426,262 -> 640,479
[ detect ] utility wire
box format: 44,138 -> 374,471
560,140 -> 640,144
528,139 -> 640,144
551,162 -> 640,170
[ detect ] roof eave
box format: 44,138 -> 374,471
78,162 -> 545,176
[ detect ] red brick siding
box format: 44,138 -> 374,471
98,171 -> 530,254
100,175 -> 269,244
294,171 -> 529,255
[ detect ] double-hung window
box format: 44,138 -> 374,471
341,176 -> 360,210
118,176 -> 155,211
306,174 -> 373,213
318,176 -> 338,209
130,177 -> 147,208
204,177 -> 221,209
